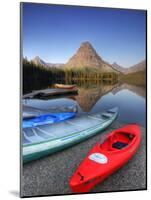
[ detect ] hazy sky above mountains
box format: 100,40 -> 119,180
22,3 -> 146,68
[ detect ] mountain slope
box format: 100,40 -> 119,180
31,56 -> 48,67
46,63 -> 65,68
112,60 -> 146,74
66,42 -> 118,73
112,62 -> 127,74
125,60 -> 146,74
31,56 -> 64,68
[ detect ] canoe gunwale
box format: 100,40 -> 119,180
23,107 -> 119,163
23,111 -> 118,147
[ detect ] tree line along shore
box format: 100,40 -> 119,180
23,59 -> 145,94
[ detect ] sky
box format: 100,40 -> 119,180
22,3 -> 146,68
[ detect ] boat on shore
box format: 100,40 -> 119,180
23,105 -> 78,119
23,107 -> 119,163
54,84 -> 77,89
23,110 -> 78,128
70,124 -> 141,193
23,88 -> 78,99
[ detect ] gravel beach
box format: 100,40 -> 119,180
21,122 -> 146,197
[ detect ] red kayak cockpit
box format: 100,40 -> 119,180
100,131 -> 136,152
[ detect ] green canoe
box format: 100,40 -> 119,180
23,107 -> 119,163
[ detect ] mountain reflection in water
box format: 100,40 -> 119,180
23,82 -> 146,127
75,83 -> 145,110
74,83 -> 119,112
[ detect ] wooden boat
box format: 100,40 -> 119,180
70,124 -> 141,193
23,107 -> 119,163
54,84 -> 77,89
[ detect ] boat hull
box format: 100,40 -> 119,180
70,124 -> 141,193
23,105 -> 78,119
23,88 -> 78,99
23,107 -> 119,163
55,84 -> 77,89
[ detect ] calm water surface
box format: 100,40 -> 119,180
23,83 -> 146,127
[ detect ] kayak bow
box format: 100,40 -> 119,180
70,124 -> 141,193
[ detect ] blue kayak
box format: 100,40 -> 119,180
23,112 -> 77,128
23,104 -> 77,119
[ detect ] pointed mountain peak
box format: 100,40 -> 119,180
32,56 -> 44,63
80,41 -> 93,48
112,62 -> 118,66
65,41 -> 117,72
34,56 -> 41,60
66,41 -> 107,69
31,56 -> 46,67
78,41 -> 100,55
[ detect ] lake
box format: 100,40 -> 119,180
22,82 -> 146,127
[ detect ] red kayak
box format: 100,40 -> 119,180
70,124 -> 141,193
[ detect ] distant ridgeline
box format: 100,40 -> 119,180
115,60 -> 146,86
23,42 -> 146,93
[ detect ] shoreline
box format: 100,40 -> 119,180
21,121 -> 146,197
